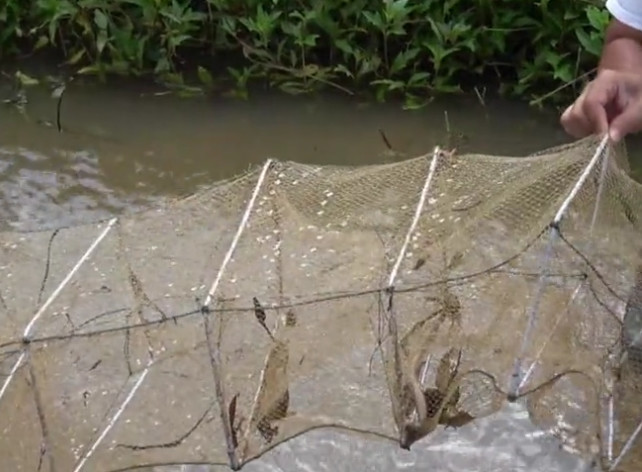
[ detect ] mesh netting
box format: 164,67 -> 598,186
1,134 -> 642,471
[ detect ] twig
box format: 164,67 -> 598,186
443,110 -> 453,149
379,128 -> 393,150
529,68 -> 596,107
233,35 -> 354,96
54,85 -> 66,133
473,86 -> 486,107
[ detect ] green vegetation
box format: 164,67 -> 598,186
1,0 -> 609,107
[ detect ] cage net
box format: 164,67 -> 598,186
1,134 -> 642,472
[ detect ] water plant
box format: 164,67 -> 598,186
0,0 -> 609,107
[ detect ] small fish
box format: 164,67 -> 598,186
446,251 -> 463,271
257,420 -> 279,444
441,410 -> 475,429
253,297 -> 275,340
400,348 -> 469,450
257,389 -> 289,444
229,393 -> 240,448
413,258 -> 426,270
423,388 -> 446,418
229,394 -> 238,428
285,310 -> 297,327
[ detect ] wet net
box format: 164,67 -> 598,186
1,134 -> 642,472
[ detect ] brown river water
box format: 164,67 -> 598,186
6,71 -> 637,231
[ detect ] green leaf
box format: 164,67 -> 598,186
408,71 -> 430,85
334,38 -> 353,56
15,71 -> 39,86
403,93 -> 429,110
94,10 -> 108,30
96,30 -> 108,54
370,78 -> 405,91
77,65 -> 101,75
34,35 -> 49,50
586,6 -> 609,30
197,66 -> 214,88
575,28 -> 601,57
279,80 -> 309,95
66,48 -> 86,65
163,72 -> 184,85
552,61 -> 573,82
176,85 -> 205,98
362,11 -> 382,29
333,64 -> 354,78
390,48 -> 420,75
386,0 -> 410,19
52,85 -> 66,99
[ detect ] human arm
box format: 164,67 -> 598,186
561,0 -> 642,141
599,18 -> 642,72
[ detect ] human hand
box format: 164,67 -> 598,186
561,69 -> 642,143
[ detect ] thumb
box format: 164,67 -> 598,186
609,99 -> 642,142
583,97 -> 609,136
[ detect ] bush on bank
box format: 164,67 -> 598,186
1,0 -> 609,107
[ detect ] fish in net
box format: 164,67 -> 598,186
0,134 -> 641,471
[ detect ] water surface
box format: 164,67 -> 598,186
0,75 -> 599,231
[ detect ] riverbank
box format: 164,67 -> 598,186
1,0 -> 608,108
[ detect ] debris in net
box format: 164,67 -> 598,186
229,393 -> 242,448
253,296 -> 275,340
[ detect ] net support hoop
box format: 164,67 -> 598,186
0,217 -> 117,404
387,147 -> 442,289
509,134 -> 609,398
202,159 -> 274,309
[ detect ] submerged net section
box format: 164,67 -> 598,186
1,134 -> 642,471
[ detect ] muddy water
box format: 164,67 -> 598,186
0,75 -> 635,472
1,75 -> 610,232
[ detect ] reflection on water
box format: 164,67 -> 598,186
0,76 -> 588,231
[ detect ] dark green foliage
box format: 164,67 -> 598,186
0,0 -> 610,106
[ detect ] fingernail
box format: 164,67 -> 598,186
609,129 -> 621,142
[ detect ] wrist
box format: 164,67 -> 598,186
599,37 -> 642,73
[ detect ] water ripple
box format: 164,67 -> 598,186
0,145 -> 159,232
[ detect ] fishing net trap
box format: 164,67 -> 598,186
1,134 -> 642,471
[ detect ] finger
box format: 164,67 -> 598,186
581,82 -> 614,136
609,99 -> 642,142
561,95 -> 594,138
582,98 -> 609,136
